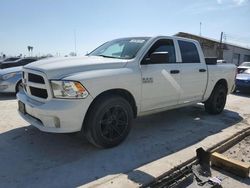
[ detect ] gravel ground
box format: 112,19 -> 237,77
174,168 -> 250,188
0,93 -> 250,187
210,167 -> 250,188
223,136 -> 250,164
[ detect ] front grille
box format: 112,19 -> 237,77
30,87 -> 48,99
23,69 -> 50,100
28,73 -> 45,84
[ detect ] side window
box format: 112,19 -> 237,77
142,39 -> 176,64
178,41 -> 200,63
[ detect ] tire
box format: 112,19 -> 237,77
204,84 -> 227,115
83,95 -> 133,148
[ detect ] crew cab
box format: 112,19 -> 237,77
17,36 -> 236,148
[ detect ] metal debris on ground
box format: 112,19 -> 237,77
147,148 -> 224,188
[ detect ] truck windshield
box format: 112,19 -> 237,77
89,38 -> 149,59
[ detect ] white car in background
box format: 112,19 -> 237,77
0,58 -> 39,93
237,62 -> 250,73
0,57 -> 20,64
0,66 -> 23,93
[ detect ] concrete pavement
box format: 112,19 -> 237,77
0,93 -> 249,187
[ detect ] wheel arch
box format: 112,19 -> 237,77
214,79 -> 228,93
204,78 -> 228,114
82,88 -> 137,130
204,78 -> 228,102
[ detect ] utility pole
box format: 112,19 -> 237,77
219,32 -> 224,59
199,22 -> 202,36
74,30 -> 77,56
220,32 -> 224,44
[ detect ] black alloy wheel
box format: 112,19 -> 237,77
84,95 -> 133,148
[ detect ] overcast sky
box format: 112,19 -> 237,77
0,0 -> 250,56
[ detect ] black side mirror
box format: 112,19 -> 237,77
150,52 -> 169,64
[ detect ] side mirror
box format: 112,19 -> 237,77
150,52 -> 169,64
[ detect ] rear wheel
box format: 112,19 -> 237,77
204,84 -> 227,114
84,95 -> 133,148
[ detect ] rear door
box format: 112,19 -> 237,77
177,40 -> 207,104
140,38 -> 181,112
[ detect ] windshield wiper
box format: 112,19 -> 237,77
97,55 -> 119,59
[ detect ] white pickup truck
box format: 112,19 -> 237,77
17,36 -> 236,148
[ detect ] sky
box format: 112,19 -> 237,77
0,0 -> 250,57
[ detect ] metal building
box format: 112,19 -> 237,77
175,32 -> 250,66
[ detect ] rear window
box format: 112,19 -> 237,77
178,41 -> 200,63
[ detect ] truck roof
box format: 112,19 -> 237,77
110,36 -> 199,44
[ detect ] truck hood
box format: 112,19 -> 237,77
24,56 -> 128,79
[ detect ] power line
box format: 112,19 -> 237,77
226,33 -> 250,41
220,32 -> 250,48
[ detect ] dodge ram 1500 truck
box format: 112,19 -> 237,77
17,36 -> 236,148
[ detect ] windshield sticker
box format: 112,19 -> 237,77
129,39 -> 145,43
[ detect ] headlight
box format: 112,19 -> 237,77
1,72 -> 20,80
51,80 -> 89,99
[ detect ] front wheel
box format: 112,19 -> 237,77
204,84 -> 227,114
83,95 -> 133,148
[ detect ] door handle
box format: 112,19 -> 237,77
170,70 -> 180,74
199,69 -> 207,72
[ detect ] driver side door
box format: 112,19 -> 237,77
140,39 -> 181,112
